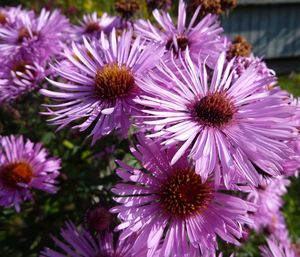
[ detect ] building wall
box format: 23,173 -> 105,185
221,2 -> 300,59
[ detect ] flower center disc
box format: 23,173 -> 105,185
192,92 -> 235,128
18,27 -> 37,43
95,63 -> 136,101
85,22 -> 101,33
13,61 -> 28,73
115,0 -> 140,20
0,12 -> 7,25
86,206 -> 112,232
166,35 -> 189,54
1,162 -> 33,187
12,61 -> 35,79
227,35 -> 252,59
160,169 -> 213,218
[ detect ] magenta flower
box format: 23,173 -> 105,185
225,35 -> 276,85
0,6 -> 34,28
0,135 -> 60,212
246,177 -> 290,218
41,30 -> 162,143
72,12 -> 117,41
135,0 -> 225,67
0,8 -> 70,62
244,176 -> 291,244
0,51 -> 45,104
111,136 -> 255,256
268,212 -> 292,246
41,221 -> 146,257
260,237 -> 296,257
136,51 -> 297,186
232,55 -> 275,82
282,96 -> 300,177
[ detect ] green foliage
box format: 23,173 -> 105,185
284,177 -> 300,242
0,91 -> 133,256
279,73 -> 300,97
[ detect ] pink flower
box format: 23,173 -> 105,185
260,237 -> 297,257
0,135 -> 60,212
111,136 -> 255,256
244,176 -> 291,245
41,221 -> 147,257
0,8 -> 70,62
135,0 -> 225,67
72,12 -> 117,41
41,30 -> 162,144
136,50 -> 297,187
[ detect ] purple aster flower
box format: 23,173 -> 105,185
280,96 -> 300,176
0,135 -> 60,212
243,176 -> 291,244
282,139 -> 300,177
0,51 -> 45,104
136,50 -> 297,186
135,0 -> 225,67
268,212 -> 292,246
41,221 -> 146,257
0,6 -> 34,27
0,8 -> 70,62
225,35 -> 275,84
232,55 -> 275,82
72,12 -> 117,41
246,176 -> 290,217
111,136 -> 255,256
41,30 -> 162,143
260,237 -> 297,257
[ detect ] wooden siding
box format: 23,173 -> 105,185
221,4 -> 300,59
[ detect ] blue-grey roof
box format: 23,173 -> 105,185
222,3 -> 300,59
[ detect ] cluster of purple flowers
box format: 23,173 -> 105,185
0,6 -> 69,103
1,1 -> 300,256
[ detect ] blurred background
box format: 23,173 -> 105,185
2,0 -> 299,74
223,0 -> 300,74
0,0 -> 299,256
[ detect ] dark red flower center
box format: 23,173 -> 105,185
160,169 -> 213,219
1,162 -> 33,187
95,63 -> 136,101
192,92 -> 236,128
166,35 -> 189,54
18,27 -> 37,43
12,61 -> 35,79
0,12 -> 7,25
13,61 -> 28,73
85,206 -> 112,232
85,22 -> 101,33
